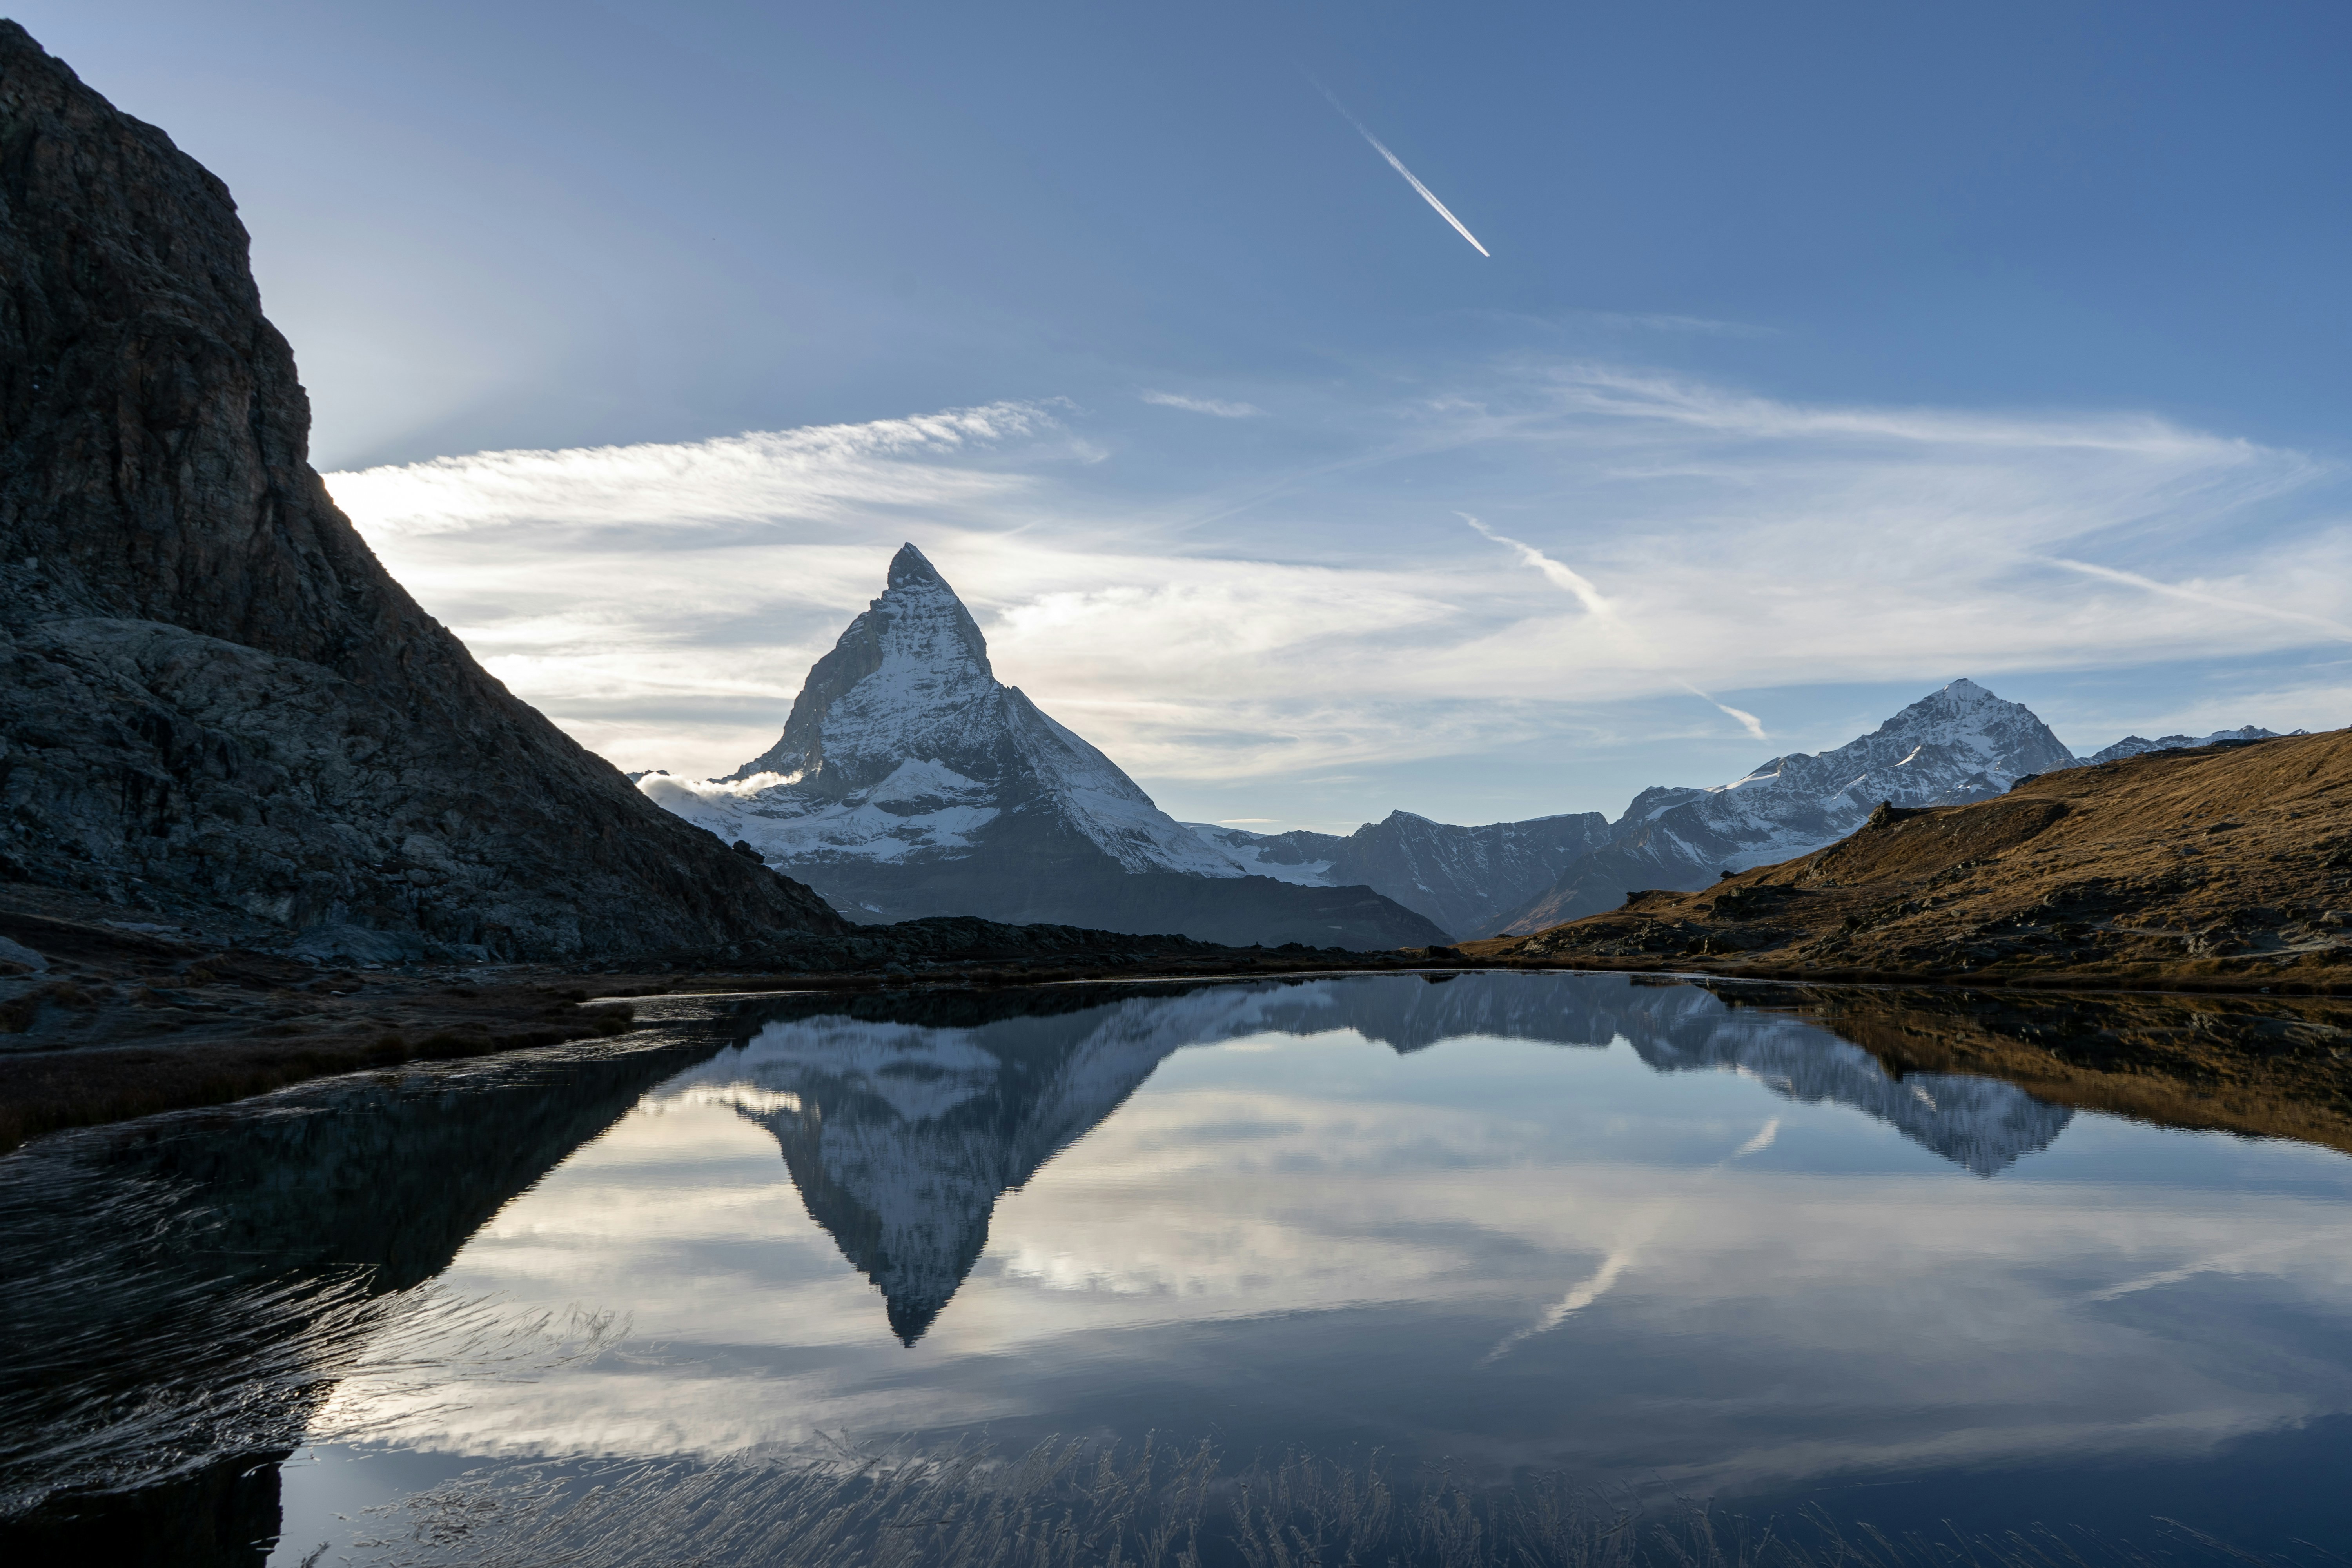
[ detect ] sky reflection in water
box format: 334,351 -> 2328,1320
283,975 -> 2352,1542
5,972 -> 2351,1560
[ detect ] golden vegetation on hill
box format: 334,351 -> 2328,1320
1465,730 -> 2352,991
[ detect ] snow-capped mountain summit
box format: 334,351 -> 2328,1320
1671,677 -> 2078,852
708,544 -> 1235,878
642,546 -> 1447,949
1489,678 -> 2079,934
1181,679 -> 2083,940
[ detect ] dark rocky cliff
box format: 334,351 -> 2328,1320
0,24 -> 844,960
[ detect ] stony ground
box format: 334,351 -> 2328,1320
1465,730 -> 2352,992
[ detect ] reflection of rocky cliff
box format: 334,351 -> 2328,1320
675,987 -> 1332,1342
688,976 -> 2075,1345
0,1032 -> 725,1559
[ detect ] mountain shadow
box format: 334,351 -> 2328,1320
0,1030 -> 728,1559
0,22 -> 840,961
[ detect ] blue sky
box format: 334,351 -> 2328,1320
23,1 -> 2352,830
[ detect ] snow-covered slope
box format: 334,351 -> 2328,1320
1486,679 -> 2080,935
641,546 -> 1447,949
652,546 -> 1236,880
2080,726 -> 2298,764
1184,823 -> 1343,886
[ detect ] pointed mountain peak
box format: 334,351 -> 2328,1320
888,542 -> 946,590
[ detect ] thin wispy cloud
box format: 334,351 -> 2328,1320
331,402 -> 1056,536
2043,557 -> 2352,642
325,371 -> 2338,824
1588,311 -> 1780,339
1140,390 -> 1263,418
1459,511 -> 1765,743
1320,88 -> 1491,258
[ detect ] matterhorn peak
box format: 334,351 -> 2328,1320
720,544 -> 994,786
887,541 -> 946,589
640,544 -> 1450,946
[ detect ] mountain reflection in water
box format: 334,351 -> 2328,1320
690,975 -> 2071,1343
5,972 -> 2352,1566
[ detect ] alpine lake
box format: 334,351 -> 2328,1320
5,971 -> 2351,1566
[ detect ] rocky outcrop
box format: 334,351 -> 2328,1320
648,546 -> 1448,950
0,24 -> 843,960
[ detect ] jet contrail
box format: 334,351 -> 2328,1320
1675,679 -> 1769,742
1460,514 -> 1606,614
1321,89 -> 1491,257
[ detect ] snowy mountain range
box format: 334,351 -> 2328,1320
638,545 -> 2298,948
2081,725 -> 2300,764
640,546 -> 1446,949
1482,678 -> 2082,935
1191,684 -> 2296,939
664,974 -> 2072,1339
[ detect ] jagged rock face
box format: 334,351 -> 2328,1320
648,546 -> 1449,950
2082,726 -> 2291,765
0,24 -> 842,959
1192,809 -> 1611,940
717,545 -> 1234,875
1487,679 -> 2079,935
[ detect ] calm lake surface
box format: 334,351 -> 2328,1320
4,972 -> 2351,1564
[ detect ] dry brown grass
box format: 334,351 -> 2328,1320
1467,731 -> 2352,994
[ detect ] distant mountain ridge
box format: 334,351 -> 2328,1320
1191,680 -> 2087,939
1485,679 -> 2080,935
1189,810 -> 1612,938
644,546 -> 1447,950
1192,685 -> 2303,941
2082,726 -> 2297,764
